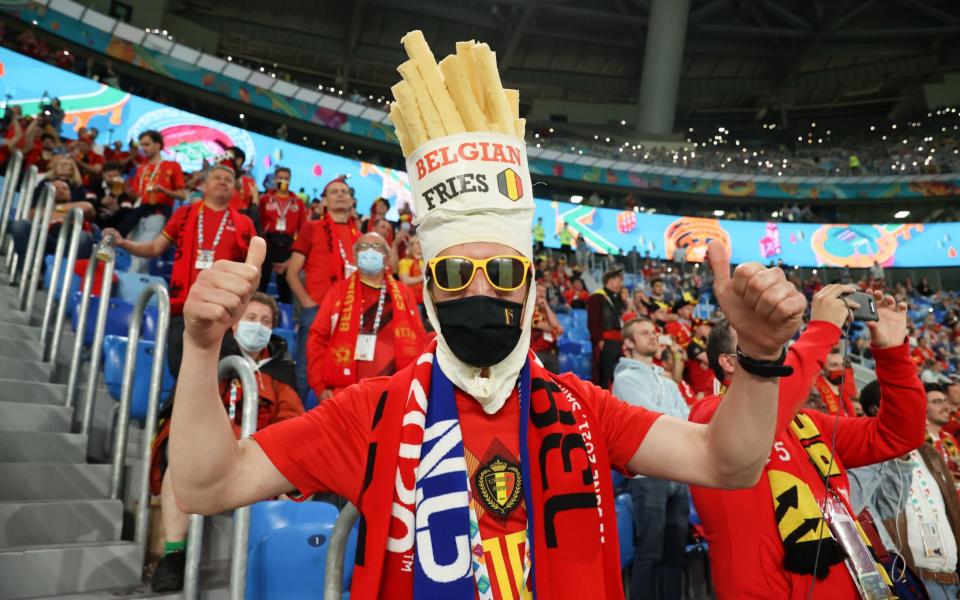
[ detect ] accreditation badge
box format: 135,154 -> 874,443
195,249 -> 215,270
355,334 -> 376,362
823,495 -> 896,599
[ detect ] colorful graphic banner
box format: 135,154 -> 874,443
1,46 -> 958,268
6,4 -> 959,201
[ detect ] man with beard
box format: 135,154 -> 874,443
815,351 -> 858,416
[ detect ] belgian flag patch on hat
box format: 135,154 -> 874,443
497,168 -> 523,201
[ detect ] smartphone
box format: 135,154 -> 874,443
841,291 -> 879,322
657,335 -> 673,345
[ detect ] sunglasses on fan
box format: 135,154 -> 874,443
427,255 -> 531,292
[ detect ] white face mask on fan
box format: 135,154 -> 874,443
235,320 -> 272,354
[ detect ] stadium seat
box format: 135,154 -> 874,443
615,493 -> 635,569
571,308 -> 588,328
304,389 -> 319,411
148,257 -> 174,279
573,354 -> 593,380
113,247 -> 132,272
558,352 -> 574,373
273,328 -> 296,353
101,335 -> 175,421
278,303 -> 295,330
266,281 -> 279,297
70,295 -> 135,347
43,254 -> 81,307
246,501 -> 356,599
115,272 -> 167,305
556,312 -> 573,334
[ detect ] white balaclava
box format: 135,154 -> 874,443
410,132 -> 535,414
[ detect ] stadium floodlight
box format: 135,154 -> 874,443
894,210 -> 910,219
570,195 -> 584,204
713,210 -> 725,217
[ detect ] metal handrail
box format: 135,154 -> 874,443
40,208 -> 84,361
0,150 -> 23,249
108,285 -> 170,527
7,166 -> 39,277
185,355 -> 260,600
323,503 -> 359,600
20,184 -> 56,311
64,236 -> 117,417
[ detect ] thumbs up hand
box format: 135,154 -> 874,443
707,240 -> 806,361
183,236 -> 266,351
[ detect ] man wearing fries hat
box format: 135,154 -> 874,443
168,31 -> 808,599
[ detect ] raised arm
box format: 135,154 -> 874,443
168,237 -> 295,515
628,241 -> 807,488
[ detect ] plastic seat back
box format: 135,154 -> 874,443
101,335 -> 175,421
246,501 -> 341,600
615,493 -> 635,569
71,296 -> 134,347
278,303 -> 295,330
115,271 -> 166,306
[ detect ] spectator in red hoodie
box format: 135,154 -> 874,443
690,285 -> 925,599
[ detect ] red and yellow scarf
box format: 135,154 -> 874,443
350,342 -> 624,599
320,272 -> 422,389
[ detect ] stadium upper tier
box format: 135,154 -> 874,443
4,2 -> 959,202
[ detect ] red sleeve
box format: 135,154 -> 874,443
292,219 -> 314,255
555,372 -> 663,469
294,199 -> 307,234
307,281 -> 338,396
169,162 -> 185,189
251,377 -> 388,503
815,342 -> 926,468
688,320 -> 840,434
586,294 -> 604,343
162,205 -> 190,240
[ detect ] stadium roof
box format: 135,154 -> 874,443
175,0 -> 960,123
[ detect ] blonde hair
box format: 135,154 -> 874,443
46,155 -> 83,188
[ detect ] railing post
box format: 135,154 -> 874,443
324,503 -> 360,600
78,238 -> 117,434
65,249 -> 99,409
0,150 -> 23,252
20,184 -> 57,312
40,208 -> 84,360
109,283 -> 170,508
184,356 -> 260,600
7,167 -> 39,280
222,355 -> 260,600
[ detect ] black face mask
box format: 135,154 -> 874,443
435,295 -> 524,368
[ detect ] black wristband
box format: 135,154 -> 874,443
736,346 -> 793,378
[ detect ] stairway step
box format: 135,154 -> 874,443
0,356 -> 53,382
0,378 -> 66,406
0,321 -> 41,340
46,559 -> 231,599
0,335 -> 43,360
0,498 -> 122,546
0,462 -> 110,501
0,431 -> 87,463
0,400 -> 72,432
0,308 -> 33,326
0,540 -> 143,599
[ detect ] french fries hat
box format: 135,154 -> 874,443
389,31 -> 534,263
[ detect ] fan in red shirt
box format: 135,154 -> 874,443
222,146 -> 260,219
684,318 -> 718,400
814,351 -> 858,416
122,130 -> 187,272
690,285 -> 925,600
70,136 -> 105,189
665,294 -> 696,349
104,164 -> 255,377
257,166 -> 305,304
307,232 -> 426,400
286,176 -> 360,398
0,106 -> 24,170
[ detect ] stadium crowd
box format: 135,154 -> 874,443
5,25 -> 960,597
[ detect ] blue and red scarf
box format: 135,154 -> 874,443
349,341 -> 624,599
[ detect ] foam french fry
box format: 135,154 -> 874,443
473,43 -> 514,134
397,60 -> 446,139
389,103 -> 414,157
439,54 -> 488,131
390,81 -> 428,149
401,30 -> 465,135
455,41 -> 485,109
515,117 -> 526,138
504,89 -> 520,121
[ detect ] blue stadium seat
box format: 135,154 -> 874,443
556,312 -> 573,334
558,340 -> 584,355
568,325 -> 591,344
558,352 -> 574,373
43,255 -> 81,306
115,272 -> 167,305
273,328 -> 296,353
615,493 -> 635,569
71,295 -> 135,347
113,247 -> 132,272
266,281 -> 279,297
304,389 -> 319,411
102,335 -> 175,421
573,354 -> 593,380
246,501 -> 356,599
148,258 -> 174,278
571,308 -> 588,328
278,303 -> 295,330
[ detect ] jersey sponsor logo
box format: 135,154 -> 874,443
476,455 -> 523,519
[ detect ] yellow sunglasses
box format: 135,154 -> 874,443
427,255 -> 532,292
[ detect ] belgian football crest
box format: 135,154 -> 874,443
475,454 -> 523,519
